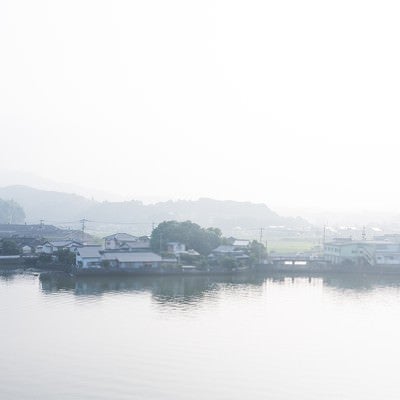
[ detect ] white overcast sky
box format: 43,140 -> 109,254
0,0 -> 399,211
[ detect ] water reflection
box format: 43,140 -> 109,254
36,271 -> 400,304
323,273 -> 400,292
4,271 -> 400,400
39,273 -> 268,306
0,270 -> 39,283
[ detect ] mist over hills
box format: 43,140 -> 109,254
0,186 -> 310,235
0,185 -> 95,222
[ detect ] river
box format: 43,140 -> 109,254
1,272 -> 400,399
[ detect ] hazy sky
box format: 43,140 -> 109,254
1,0 -> 399,211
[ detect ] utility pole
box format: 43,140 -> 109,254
80,218 -> 88,243
9,201 -> 15,224
40,219 -> 44,229
259,227 -> 264,244
159,232 -> 163,254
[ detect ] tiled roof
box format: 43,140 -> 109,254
103,233 -> 138,241
77,246 -> 102,258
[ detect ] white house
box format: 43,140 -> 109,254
35,243 -> 54,254
36,240 -> 82,254
167,242 -> 186,255
104,233 -> 150,251
22,245 -> 32,254
75,246 -> 102,269
209,245 -> 249,262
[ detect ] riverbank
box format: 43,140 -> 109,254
5,261 -> 400,279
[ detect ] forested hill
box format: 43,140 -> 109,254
0,186 -> 310,232
0,185 -> 94,222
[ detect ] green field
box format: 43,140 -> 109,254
267,239 -> 320,254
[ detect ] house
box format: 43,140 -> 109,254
102,252 -> 162,269
75,246 -> 102,269
35,243 -> 54,254
104,233 -> 150,251
166,242 -> 201,264
232,239 -> 251,249
21,245 -> 32,254
209,245 -> 249,262
36,240 -> 82,254
167,242 -> 186,255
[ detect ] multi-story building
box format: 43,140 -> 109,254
324,239 -> 400,266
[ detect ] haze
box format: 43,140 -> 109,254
1,0 -> 399,212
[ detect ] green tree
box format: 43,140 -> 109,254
220,256 -> 238,270
0,239 -> 20,255
206,227 -> 222,237
179,252 -> 200,265
55,249 -> 76,266
249,240 -> 267,265
37,253 -> 53,264
151,220 -> 222,256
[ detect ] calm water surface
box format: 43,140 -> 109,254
1,272 -> 400,399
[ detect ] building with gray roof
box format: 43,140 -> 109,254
102,252 -> 162,269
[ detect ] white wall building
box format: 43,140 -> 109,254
102,252 -> 162,269
324,240 -> 400,266
75,246 -> 102,269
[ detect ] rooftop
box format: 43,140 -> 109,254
77,246 -> 102,258
103,233 -> 138,241
48,240 -> 82,247
233,240 -> 250,247
212,245 -> 245,253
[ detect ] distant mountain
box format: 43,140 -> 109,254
0,185 -> 310,236
0,185 -> 95,222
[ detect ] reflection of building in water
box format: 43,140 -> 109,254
40,274 -> 266,305
38,271 -> 400,308
323,273 -> 400,292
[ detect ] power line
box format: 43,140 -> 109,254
42,219 -> 156,225
87,220 -> 155,225
80,218 -> 88,242
44,219 -> 82,224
